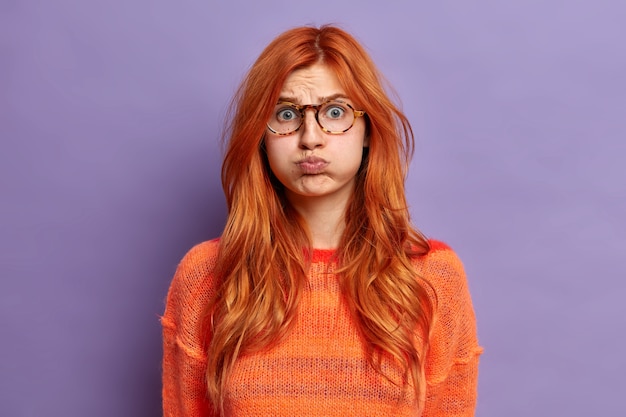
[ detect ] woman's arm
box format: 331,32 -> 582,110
162,316 -> 213,417
421,243 -> 483,417
161,241 -> 220,417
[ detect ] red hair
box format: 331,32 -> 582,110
206,25 -> 434,413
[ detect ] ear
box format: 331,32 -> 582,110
363,133 -> 370,147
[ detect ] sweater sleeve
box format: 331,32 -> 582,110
421,243 -> 483,417
161,241 -> 219,417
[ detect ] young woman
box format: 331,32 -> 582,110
162,25 -> 482,417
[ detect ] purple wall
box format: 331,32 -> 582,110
1,1 -> 624,416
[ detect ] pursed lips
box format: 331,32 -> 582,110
296,156 -> 329,175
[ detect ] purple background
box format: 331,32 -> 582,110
1,1 -> 625,416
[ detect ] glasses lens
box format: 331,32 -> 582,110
318,101 -> 354,133
268,103 -> 301,134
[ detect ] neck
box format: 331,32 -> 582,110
286,194 -> 349,250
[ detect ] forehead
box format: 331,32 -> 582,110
280,63 -> 347,103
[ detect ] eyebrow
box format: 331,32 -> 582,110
277,93 -> 349,104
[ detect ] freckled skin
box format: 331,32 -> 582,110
265,63 -> 368,211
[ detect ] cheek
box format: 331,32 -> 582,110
264,140 -> 290,175
355,121 -> 369,148
363,133 -> 370,148
350,123 -> 369,151
346,130 -> 368,160
337,143 -> 366,173
264,139 -> 280,163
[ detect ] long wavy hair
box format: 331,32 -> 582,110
205,25 -> 435,413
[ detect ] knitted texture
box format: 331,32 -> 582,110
162,239 -> 482,417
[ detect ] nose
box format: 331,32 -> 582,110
298,108 -> 326,149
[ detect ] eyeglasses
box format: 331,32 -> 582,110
267,99 -> 365,135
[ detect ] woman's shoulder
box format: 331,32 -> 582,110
416,239 -> 464,268
413,239 -> 468,294
165,238 -> 222,308
176,237 -> 221,272
428,238 -> 463,262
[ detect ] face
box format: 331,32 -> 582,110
264,63 -> 368,208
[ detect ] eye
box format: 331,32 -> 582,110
323,104 -> 347,119
276,107 -> 299,122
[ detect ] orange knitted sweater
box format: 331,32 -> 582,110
161,239 -> 482,417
